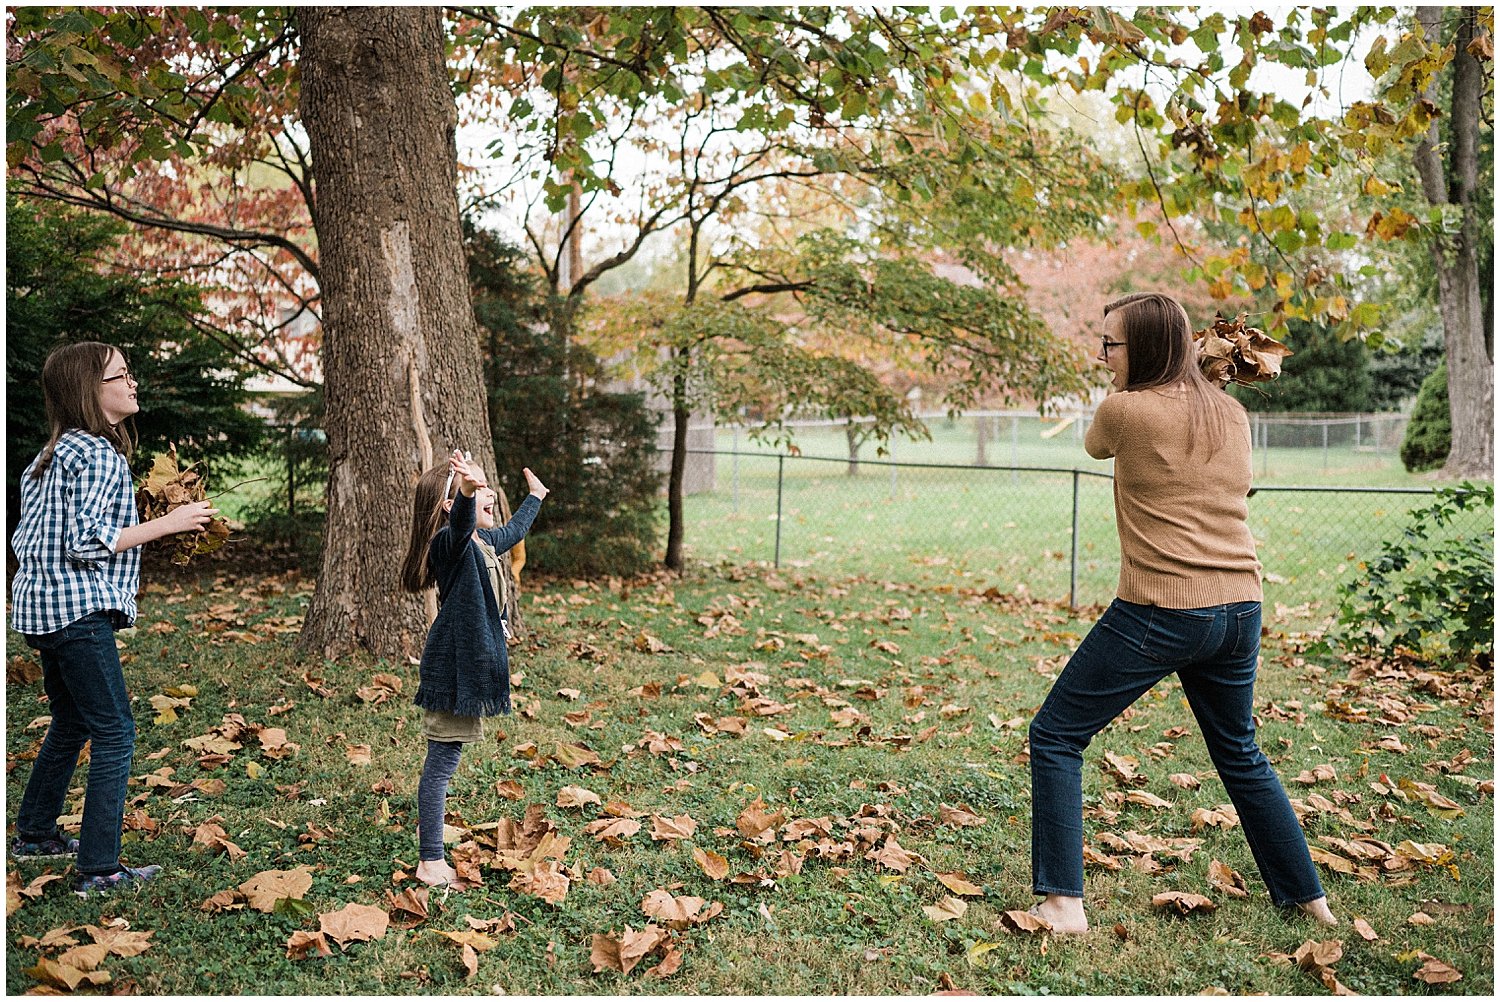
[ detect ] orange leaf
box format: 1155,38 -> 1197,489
691,845 -> 730,880
935,871 -> 985,896
1207,860 -> 1248,899
998,909 -> 1051,934
1151,891 -> 1216,915
286,930 -> 332,961
649,814 -> 698,841
590,925 -> 669,975
319,902 -> 390,947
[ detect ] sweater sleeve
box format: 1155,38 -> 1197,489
429,491 -> 477,573
1085,393 -> 1127,460
484,494 -> 542,554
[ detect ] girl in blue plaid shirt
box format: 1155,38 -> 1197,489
9,342 -> 218,897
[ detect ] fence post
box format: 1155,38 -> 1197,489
889,439 -> 897,499
774,453 -> 785,569
286,424 -> 296,517
1011,414 -> 1020,484
732,426 -> 740,514
1069,469 -> 1081,610
1322,423 -> 1329,471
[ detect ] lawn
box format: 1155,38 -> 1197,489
6,553 -> 1492,995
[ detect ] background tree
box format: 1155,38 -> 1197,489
1401,360 -> 1453,473
467,224 -> 662,578
5,194 -> 263,552
1232,319 -> 1372,413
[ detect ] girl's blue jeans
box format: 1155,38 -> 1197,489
1029,598 -> 1325,907
16,610 -> 136,876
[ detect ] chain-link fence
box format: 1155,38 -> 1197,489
671,445 -> 1492,616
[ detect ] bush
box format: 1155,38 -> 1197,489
1399,360 -> 1451,472
468,225 -> 662,577
1333,483 -> 1493,665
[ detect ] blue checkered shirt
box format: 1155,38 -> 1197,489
9,430 -> 141,635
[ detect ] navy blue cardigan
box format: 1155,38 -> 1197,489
413,490 -> 542,717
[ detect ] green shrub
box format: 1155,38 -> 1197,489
1334,482 -> 1493,665
1399,360 -> 1451,472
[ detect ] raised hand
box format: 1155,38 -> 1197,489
523,467 -> 549,500
450,449 -> 487,496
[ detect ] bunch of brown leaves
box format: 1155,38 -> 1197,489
135,445 -> 232,565
1193,314 -> 1293,387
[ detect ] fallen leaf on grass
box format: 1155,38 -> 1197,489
320,903 -> 389,947
997,910 -> 1051,934
345,744 -> 372,767
1168,773 -> 1200,790
938,803 -> 987,828
24,956 -> 111,990
922,896 -> 969,922
582,817 -> 641,844
1207,860 -> 1248,898
590,924 -> 669,975
1407,911 -> 1434,925
85,922 -> 153,958
691,845 -> 730,880
866,835 -> 923,873
641,889 -> 724,929
1412,955 -> 1463,985
634,632 -> 672,654
558,785 -> 602,809
191,818 -> 247,860
1352,917 -> 1379,941
494,779 -> 525,800
935,871 -> 985,896
434,929 -> 498,979
649,814 -> 698,841
239,866 -> 314,913
8,871 -> 64,914
1151,891 -> 1216,915
554,742 -> 603,769
735,798 -> 784,841
286,930 -> 333,961
386,887 -> 430,927
1293,939 -> 1343,971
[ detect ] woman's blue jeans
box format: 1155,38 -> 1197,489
15,610 -> 136,876
1029,599 -> 1324,907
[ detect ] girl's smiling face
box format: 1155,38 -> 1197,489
474,486 -> 498,529
99,349 -> 139,424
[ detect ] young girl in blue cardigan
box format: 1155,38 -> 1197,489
399,448 -> 547,888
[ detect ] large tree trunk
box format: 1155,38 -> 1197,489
296,7 -> 508,659
1416,7 -> 1494,479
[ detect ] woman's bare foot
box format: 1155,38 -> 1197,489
1031,894 -> 1089,934
415,859 -> 458,888
1297,896 -> 1337,926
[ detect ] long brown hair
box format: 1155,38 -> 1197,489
1103,292 -> 1239,456
400,463 -> 454,593
32,341 -> 136,478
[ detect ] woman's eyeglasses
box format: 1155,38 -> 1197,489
1099,338 -> 1127,358
102,370 -> 137,385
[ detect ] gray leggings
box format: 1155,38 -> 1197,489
417,740 -> 463,862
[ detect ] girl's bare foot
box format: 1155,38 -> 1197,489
1031,894 -> 1089,934
415,859 -> 458,888
1297,896 -> 1337,926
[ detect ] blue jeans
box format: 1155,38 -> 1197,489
15,610 -> 136,876
1029,599 -> 1324,907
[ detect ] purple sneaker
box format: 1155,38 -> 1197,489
72,864 -> 163,898
9,831 -> 80,859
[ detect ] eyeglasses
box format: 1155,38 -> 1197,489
1099,338 -> 1127,358
102,370 -> 136,385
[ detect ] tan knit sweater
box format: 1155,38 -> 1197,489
1085,386 -> 1263,608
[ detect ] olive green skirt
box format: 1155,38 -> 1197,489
421,708 -> 484,744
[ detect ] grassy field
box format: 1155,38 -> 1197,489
5,556 -> 1492,995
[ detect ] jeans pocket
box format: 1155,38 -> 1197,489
1140,607 -> 1216,665
1229,604 -> 1262,662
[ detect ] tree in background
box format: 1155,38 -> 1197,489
5,194 -> 262,549
1232,319 -> 1373,413
1401,360 -> 1452,473
467,224 -> 662,578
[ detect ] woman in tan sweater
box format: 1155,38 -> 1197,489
1028,293 -> 1336,933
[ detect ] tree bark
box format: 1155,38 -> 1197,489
296,7 -> 509,659
1415,7 -> 1493,479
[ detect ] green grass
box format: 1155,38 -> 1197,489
6,560 -> 1492,995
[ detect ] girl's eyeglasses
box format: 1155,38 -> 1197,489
102,370 -> 137,385
1099,338 -> 1127,358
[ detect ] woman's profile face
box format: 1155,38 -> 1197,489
1100,311 -> 1129,391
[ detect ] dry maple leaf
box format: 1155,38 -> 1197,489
1207,860 -> 1248,898
239,866 -> 314,913
1352,917 -> 1379,941
935,871 -> 985,896
134,446 -> 235,564
85,923 -> 153,958
866,835 -> 923,873
590,925 -> 669,975
1151,891 -> 1216,915
386,887 -> 431,927
735,797 -> 785,841
922,896 -> 969,922
998,909 -> 1051,934
641,889 -> 724,929
1192,314 -> 1292,387
24,956 -> 111,991
582,817 -> 642,844
557,785 -> 602,809
320,903 -> 390,947
691,845 -> 731,880
345,744 -> 372,767
649,814 -> 699,841
938,803 -> 987,828
1412,955 -> 1463,985
286,930 -> 333,961
634,631 -> 672,654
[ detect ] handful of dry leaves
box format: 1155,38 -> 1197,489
1193,313 -> 1293,388
136,445 -> 233,565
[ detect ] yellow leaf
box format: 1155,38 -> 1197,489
246,761 -> 264,779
